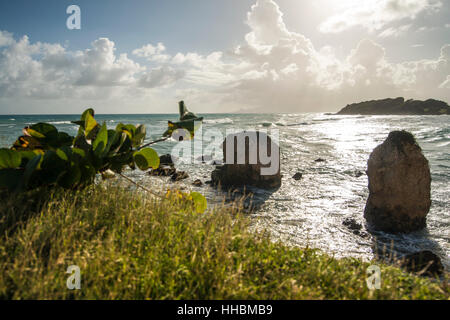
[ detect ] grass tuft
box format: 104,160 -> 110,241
0,184 -> 448,299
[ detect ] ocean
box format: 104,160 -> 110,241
1,113 -> 449,270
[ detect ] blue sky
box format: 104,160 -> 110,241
0,0 -> 449,114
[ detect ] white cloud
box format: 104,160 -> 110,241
132,42 -> 171,63
165,0 -> 449,112
0,35 -> 184,101
0,0 -> 448,113
378,24 -> 412,38
319,0 -> 442,33
0,30 -> 14,47
138,66 -> 185,88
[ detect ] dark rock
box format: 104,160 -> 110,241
211,131 -> 281,189
171,171 -> 189,181
211,160 -> 223,165
192,179 -> 203,187
343,218 -> 362,231
292,172 -> 303,180
354,170 -> 364,178
159,154 -> 176,166
364,131 -> 431,233
400,251 -> 444,276
337,97 -> 450,115
148,166 -> 176,177
315,158 -> 326,162
205,180 -> 213,185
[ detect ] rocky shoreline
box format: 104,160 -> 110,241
337,97 -> 450,115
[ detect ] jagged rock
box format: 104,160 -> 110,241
364,131 -> 431,233
211,131 -> 281,189
343,218 -> 362,231
148,166 -> 176,177
171,171 -> 189,182
342,218 -> 368,237
400,251 -> 444,276
337,97 -> 450,115
192,179 -> 203,187
159,154 -> 176,166
292,172 -> 303,180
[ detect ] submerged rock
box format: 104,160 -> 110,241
400,251 -> 444,276
148,166 -> 176,177
315,158 -> 326,162
192,179 -> 203,187
171,171 -> 189,182
211,131 -> 281,189
292,172 -> 303,180
364,131 -> 431,233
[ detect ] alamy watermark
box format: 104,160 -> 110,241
66,5 -> 81,30
366,265 -> 381,290
66,265 -> 81,290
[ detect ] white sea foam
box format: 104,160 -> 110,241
203,118 -> 233,124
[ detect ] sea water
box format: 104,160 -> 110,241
1,113 -> 448,269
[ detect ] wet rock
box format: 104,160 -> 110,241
211,159 -> 223,165
343,218 -> 362,232
355,170 -> 364,178
148,166 -> 176,177
205,180 -> 213,185
342,218 -> 368,237
400,251 -> 444,276
292,172 -> 303,180
192,179 -> 203,187
315,158 -> 326,162
364,131 -> 431,233
211,131 -> 281,189
159,154 -> 176,166
171,171 -> 189,182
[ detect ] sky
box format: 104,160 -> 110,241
0,0 -> 449,114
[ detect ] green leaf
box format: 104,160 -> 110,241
21,154 -> 42,189
133,148 -> 159,171
0,149 -> 22,169
190,192 -> 207,213
132,124 -> 146,147
26,123 -> 58,141
56,147 -> 71,162
93,123 -> 108,156
84,112 -> 99,139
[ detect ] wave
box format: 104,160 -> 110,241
49,121 -> 72,125
203,118 -> 234,124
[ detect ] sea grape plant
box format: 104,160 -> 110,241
0,108 -> 207,212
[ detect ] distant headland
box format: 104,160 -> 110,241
337,97 -> 450,115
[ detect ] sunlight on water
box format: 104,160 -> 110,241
1,113 -> 448,269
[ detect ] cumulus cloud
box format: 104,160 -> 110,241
0,0 -> 449,113
164,0 -> 449,112
319,0 -> 442,33
0,33 -> 184,100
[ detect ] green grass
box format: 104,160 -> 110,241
0,184 -> 448,300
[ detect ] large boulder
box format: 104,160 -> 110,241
364,131 -> 431,233
211,131 -> 281,189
